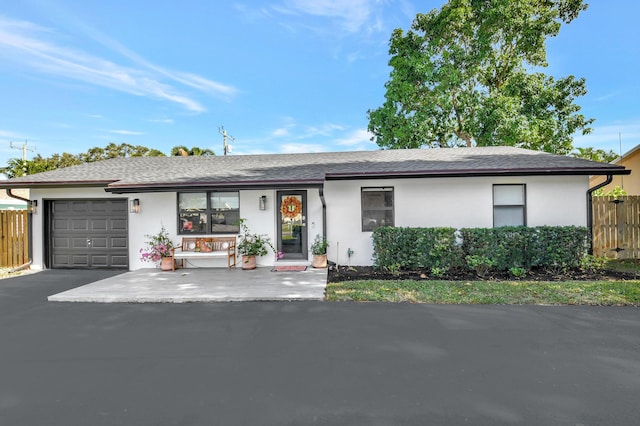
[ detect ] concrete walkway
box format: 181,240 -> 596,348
47,266 -> 327,303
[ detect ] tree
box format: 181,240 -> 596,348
367,0 -> 593,155
4,143 -> 166,178
572,147 -> 618,163
170,146 -> 215,156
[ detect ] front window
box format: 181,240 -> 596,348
362,187 -> 394,232
178,191 -> 240,234
493,184 -> 526,227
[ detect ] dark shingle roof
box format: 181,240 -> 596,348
0,147 -> 628,192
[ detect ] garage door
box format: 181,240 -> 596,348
48,199 -> 128,269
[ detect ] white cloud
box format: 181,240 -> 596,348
272,128 -> 289,137
149,118 -> 174,124
573,119 -> 640,153
335,128 -> 375,146
109,129 -> 144,135
0,129 -> 24,139
0,15 -> 237,112
271,0 -> 402,38
282,0 -> 371,33
279,143 -> 328,153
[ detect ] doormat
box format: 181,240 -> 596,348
272,266 -> 307,272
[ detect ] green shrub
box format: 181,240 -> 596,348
579,254 -> 608,274
465,255 -> 496,278
373,226 -> 590,275
372,227 -> 461,271
509,267 -> 528,278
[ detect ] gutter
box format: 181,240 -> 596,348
5,189 -> 33,264
586,175 -> 613,255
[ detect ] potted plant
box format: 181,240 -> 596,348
237,218 -> 275,269
310,234 -> 328,268
139,225 -> 175,271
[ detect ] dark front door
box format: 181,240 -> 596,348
277,191 -> 307,260
47,199 -> 129,269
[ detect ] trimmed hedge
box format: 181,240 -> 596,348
372,227 -> 462,271
372,226 -> 590,273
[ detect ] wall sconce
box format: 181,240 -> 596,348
130,198 -> 140,213
259,195 -> 267,211
28,200 -> 37,214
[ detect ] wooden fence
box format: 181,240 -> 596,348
592,196 -> 640,259
0,210 -> 29,268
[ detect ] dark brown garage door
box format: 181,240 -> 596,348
48,199 -> 128,269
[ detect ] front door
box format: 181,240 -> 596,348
277,191 -> 307,260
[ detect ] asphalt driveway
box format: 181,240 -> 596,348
1,270 -> 639,425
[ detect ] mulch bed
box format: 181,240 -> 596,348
327,265 -> 640,283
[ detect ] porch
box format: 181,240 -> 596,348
47,266 -> 327,303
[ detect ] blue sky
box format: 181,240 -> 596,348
1,0 -> 639,169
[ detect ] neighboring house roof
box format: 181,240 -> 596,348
0,147 -> 629,193
611,144 -> 640,165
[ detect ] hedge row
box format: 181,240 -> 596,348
372,226 -> 590,272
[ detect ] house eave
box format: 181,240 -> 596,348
325,168 -> 631,180
104,179 -> 325,194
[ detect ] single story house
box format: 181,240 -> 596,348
0,147 -> 629,270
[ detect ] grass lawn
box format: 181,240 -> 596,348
326,279 -> 640,305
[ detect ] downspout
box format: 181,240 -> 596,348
586,175 -> 613,255
319,185 -> 327,241
5,189 -> 33,264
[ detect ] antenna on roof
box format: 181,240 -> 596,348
218,126 -> 235,156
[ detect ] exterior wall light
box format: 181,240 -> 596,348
259,195 -> 267,211
28,199 -> 37,214
130,198 -> 141,213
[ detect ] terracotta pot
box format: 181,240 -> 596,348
242,255 -> 257,270
312,254 -> 327,268
160,257 -> 174,271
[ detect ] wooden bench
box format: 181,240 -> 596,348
171,237 -> 237,271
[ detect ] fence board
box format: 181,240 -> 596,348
0,210 -> 29,268
592,196 -> 640,259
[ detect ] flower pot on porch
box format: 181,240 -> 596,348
242,255 -> 257,270
160,257 -> 174,271
312,254 -> 327,269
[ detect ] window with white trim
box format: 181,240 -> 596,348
493,184 -> 526,227
361,187 -> 394,232
178,191 -> 240,234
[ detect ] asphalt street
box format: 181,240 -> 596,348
1,270 -> 639,425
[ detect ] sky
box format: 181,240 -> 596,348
1,0 -> 639,170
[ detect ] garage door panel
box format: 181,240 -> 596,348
91,237 -> 108,248
90,255 -> 108,267
71,202 -> 90,214
91,219 -> 108,231
53,219 -> 70,231
111,237 -> 127,248
52,237 -> 70,249
71,255 -> 90,266
110,255 -> 128,267
72,219 -> 89,231
71,238 -> 89,249
49,199 -> 128,269
111,219 -> 127,231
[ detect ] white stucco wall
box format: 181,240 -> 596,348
324,175 -> 589,266
29,178 -> 585,270
30,187 -> 325,271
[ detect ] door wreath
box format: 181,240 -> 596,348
280,196 -> 302,219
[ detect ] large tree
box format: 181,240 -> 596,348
170,146 -> 215,156
367,0 -> 593,155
